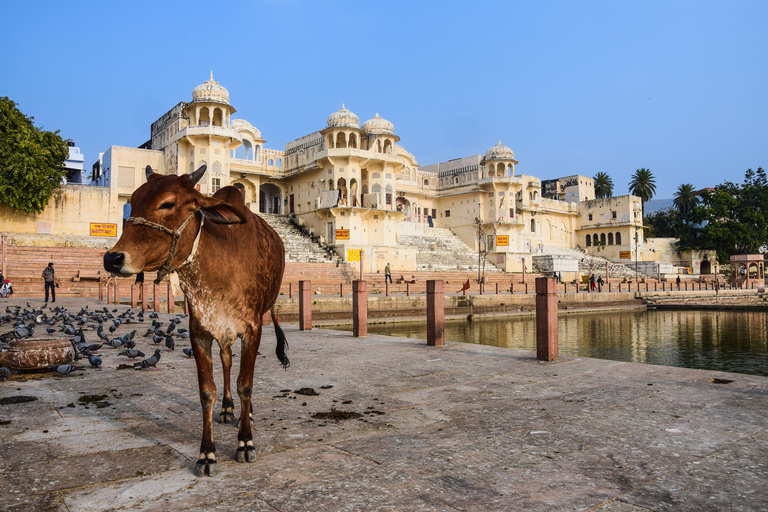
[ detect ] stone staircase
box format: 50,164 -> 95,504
257,213 -> 342,265
398,228 -> 502,273
541,246 -> 652,279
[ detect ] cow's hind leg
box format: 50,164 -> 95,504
190,322 -> 218,477
235,322 -> 262,463
218,341 -> 235,424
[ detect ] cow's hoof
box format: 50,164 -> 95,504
194,456 -> 217,477
236,442 -> 257,463
218,410 -> 235,424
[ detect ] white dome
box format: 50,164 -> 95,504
361,113 -> 394,135
192,71 -> 230,105
327,104 -> 359,128
484,140 -> 515,161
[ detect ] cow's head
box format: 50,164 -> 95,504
104,165 -> 246,277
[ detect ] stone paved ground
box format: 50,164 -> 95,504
1,298 -> 767,511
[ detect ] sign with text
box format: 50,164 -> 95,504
90,223 -> 117,237
496,235 -> 509,246
347,249 -> 360,261
619,251 -> 631,259
335,229 -> 350,240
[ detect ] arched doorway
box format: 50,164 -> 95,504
700,260 -> 712,275
259,183 -> 282,214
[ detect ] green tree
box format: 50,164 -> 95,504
673,183 -> 699,223
593,171 -> 614,199
628,168 -> 656,217
0,97 -> 69,214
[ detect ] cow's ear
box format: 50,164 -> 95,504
198,198 -> 246,224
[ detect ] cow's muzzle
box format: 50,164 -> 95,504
104,252 -> 126,274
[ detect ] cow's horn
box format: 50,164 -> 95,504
189,164 -> 207,185
145,165 -> 155,180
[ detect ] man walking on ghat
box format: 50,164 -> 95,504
385,263 -> 392,284
42,262 -> 58,303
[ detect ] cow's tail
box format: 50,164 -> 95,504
271,308 -> 290,370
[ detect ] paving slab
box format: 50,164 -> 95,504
1,297 -> 767,511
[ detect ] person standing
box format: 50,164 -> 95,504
384,263 -> 392,284
589,274 -> 596,292
597,276 -> 604,292
42,262 -> 58,302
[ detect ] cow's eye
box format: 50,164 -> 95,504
159,202 -> 176,210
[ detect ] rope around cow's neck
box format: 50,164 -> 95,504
125,210 -> 204,284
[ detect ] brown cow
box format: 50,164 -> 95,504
104,165 -> 288,477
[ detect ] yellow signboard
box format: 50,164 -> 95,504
90,223 -> 117,237
335,229 -> 350,240
347,249 -> 361,262
496,235 -> 509,246
619,251 -> 631,259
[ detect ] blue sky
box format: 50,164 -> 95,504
2,0 -> 766,199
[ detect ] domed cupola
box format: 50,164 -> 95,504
192,71 -> 231,106
361,113 -> 395,135
327,104 -> 359,128
484,140 -> 516,161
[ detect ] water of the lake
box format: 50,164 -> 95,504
330,310 -> 768,377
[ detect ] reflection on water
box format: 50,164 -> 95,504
331,310 -> 768,376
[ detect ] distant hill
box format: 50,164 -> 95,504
644,199 -> 674,215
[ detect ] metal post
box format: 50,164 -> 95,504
153,284 -> 159,312
131,285 -> 138,308
98,281 -> 104,303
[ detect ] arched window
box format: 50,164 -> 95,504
336,132 -> 347,148
586,234 -> 592,247
600,233 -> 606,245
423,178 -> 429,187
268,158 -> 274,166
593,233 -> 599,244
349,133 -> 357,148
607,233 -> 614,245
531,219 -> 536,233
615,232 -> 622,245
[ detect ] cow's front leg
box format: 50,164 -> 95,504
218,341 -> 235,424
235,323 -> 262,463
191,330 -> 217,477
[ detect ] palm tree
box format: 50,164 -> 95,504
628,168 -> 657,217
673,183 -> 698,223
593,172 -> 614,199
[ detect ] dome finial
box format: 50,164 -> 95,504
341,103 -> 346,109
210,70 -> 214,82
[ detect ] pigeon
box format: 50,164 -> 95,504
48,364 -> 82,376
183,347 -> 194,357
165,335 -> 175,351
0,367 -> 12,381
97,325 -> 109,342
118,349 -> 145,360
85,343 -> 103,353
123,338 -> 136,349
134,349 -> 161,370
152,335 -> 164,345
105,337 -> 123,348
88,354 -> 102,368
46,327 -> 56,334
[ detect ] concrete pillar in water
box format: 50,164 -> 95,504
353,280 -> 367,338
536,277 -> 559,362
167,282 -> 175,314
299,280 -> 312,331
427,280 -> 444,347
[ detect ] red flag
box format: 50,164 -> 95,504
457,279 -> 470,293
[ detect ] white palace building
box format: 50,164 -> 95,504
82,75 -> 661,274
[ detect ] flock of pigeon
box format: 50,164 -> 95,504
0,303 -> 195,380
